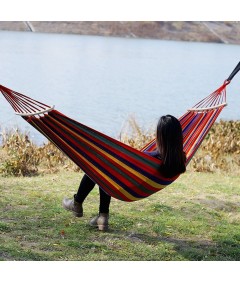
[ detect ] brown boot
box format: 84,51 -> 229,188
89,213 -> 109,231
62,196 -> 83,217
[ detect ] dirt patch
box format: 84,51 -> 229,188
194,196 -> 240,212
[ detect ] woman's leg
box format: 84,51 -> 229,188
74,174 -> 96,204
99,187 -> 111,213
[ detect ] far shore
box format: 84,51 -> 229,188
0,21 -> 240,45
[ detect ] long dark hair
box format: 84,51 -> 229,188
156,115 -> 186,178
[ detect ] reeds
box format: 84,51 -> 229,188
189,120 -> 240,173
0,128 -> 40,176
0,128 -> 79,176
119,115 -> 155,149
0,118 -> 239,176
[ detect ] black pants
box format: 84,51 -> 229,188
74,174 -> 111,214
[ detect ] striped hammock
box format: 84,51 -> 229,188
0,62 -> 239,201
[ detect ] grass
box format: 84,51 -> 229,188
1,170 -> 240,261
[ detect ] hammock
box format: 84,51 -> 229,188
0,62 -> 239,202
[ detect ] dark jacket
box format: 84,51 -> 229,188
144,149 -> 161,160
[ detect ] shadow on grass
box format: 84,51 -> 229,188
105,227 -> 240,261
102,204 -> 240,261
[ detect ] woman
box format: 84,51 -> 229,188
62,115 -> 186,231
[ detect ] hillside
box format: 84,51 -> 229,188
0,21 -> 240,44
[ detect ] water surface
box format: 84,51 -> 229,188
0,30 -> 239,144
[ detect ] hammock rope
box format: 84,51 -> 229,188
0,85 -> 51,115
1,62 -> 239,201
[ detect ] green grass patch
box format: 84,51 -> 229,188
1,171 -> 240,261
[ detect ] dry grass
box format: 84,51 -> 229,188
119,115 -> 155,149
0,128 -> 79,176
189,120 -> 240,174
0,118 -> 240,176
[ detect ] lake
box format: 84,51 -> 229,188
0,30 -> 239,144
